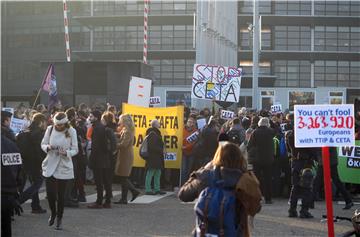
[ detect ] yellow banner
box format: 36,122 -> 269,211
122,103 -> 184,169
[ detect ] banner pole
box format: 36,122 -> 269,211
32,64 -> 51,109
322,146 -> 335,237
32,88 -> 42,109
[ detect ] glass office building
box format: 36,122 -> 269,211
2,1 -> 359,109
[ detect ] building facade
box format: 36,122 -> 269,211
1,1 -> 359,110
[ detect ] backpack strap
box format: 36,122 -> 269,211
200,192 -> 212,237
49,125 -> 54,138
219,197 -> 226,237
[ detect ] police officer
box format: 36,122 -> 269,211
285,125 -> 317,218
2,133 -> 24,236
1,110 -> 16,142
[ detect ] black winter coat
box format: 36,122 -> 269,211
145,127 -> 164,169
26,126 -> 46,177
247,126 -> 275,166
90,121 -> 111,169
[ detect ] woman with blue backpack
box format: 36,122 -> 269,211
179,142 -> 261,237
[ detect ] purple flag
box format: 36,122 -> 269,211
41,64 -> 58,110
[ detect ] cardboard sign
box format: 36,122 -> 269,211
197,118 -> 207,130
186,131 -> 199,143
294,104 -> 355,148
122,103 -> 184,169
271,104 -> 282,113
337,142 -> 360,184
128,76 -> 152,107
2,153 -> 22,166
191,64 -> 242,102
149,96 -> 161,105
220,110 -> 234,120
10,118 -> 27,134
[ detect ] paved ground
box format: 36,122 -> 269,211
12,184 -> 358,237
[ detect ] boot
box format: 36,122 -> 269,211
288,208 -> 298,218
130,190 -> 140,202
48,214 -> 56,226
55,217 -> 62,230
299,210 -> 314,218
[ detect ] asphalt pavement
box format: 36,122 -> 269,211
12,184 -> 358,237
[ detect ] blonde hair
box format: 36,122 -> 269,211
101,111 -> 116,126
212,142 -> 247,171
119,114 -> 135,133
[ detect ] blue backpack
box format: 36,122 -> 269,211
279,136 -> 287,158
194,167 -> 238,237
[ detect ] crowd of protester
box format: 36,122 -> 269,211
1,99 -> 360,236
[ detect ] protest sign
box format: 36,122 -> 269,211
294,104 -> 355,148
337,141 -> 360,184
149,96 -> 161,106
10,118 -> 27,134
128,76 -> 152,107
271,104 -> 282,113
197,118 -> 207,130
191,64 -> 242,102
122,103 -> 184,169
220,110 -> 234,120
186,131 -> 199,143
2,107 -> 14,117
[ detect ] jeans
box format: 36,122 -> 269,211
181,154 -> 194,185
145,169 -> 161,192
93,168 -> 112,204
46,177 -> 67,218
19,175 -> 43,209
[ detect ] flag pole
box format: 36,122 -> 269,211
32,64 -> 52,109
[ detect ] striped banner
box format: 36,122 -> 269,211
143,0 -> 149,64
63,0 -> 71,62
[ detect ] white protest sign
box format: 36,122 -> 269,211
294,104 -> 355,148
128,76 -> 152,107
149,96 -> 161,106
197,118 -> 207,130
2,107 -> 14,117
338,145 -> 360,159
164,152 -> 177,161
191,64 -> 242,102
1,153 -> 22,166
186,131 -> 199,143
220,110 -> 234,120
10,118 -> 27,134
271,104 -> 282,113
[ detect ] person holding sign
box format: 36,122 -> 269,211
114,114 -> 140,204
144,119 -> 166,195
181,117 -> 198,185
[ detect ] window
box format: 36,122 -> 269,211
315,1 -> 360,16
329,92 -> 344,104
261,90 -> 274,110
238,96 -> 253,108
315,26 -> 360,52
314,61 -> 359,87
273,60 -> 311,87
275,1 -> 311,15
288,91 -> 315,111
275,26 -> 311,51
